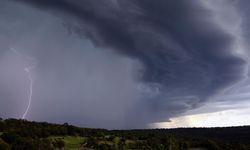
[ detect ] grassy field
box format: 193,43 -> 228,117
49,136 -> 209,150
64,136 -> 86,150
50,136 -> 86,150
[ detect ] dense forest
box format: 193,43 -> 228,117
0,118 -> 250,150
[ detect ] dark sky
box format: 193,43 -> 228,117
0,0 -> 250,129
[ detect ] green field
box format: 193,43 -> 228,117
64,136 -> 86,150
49,136 -> 208,150
50,136 -> 86,150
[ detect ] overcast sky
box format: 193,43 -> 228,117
0,0 -> 250,129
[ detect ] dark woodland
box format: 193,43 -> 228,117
0,118 -> 249,150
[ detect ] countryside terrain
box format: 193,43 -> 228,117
0,118 -> 250,150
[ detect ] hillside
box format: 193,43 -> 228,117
0,118 -> 250,150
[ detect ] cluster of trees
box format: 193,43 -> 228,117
83,135 -> 216,150
0,118 -> 107,149
0,118 -> 250,150
111,129 -> 250,150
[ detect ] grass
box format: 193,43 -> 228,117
49,136 -> 86,150
65,136 -> 86,150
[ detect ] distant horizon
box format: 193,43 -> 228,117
2,117 -> 250,130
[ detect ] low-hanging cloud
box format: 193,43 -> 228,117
0,0 -> 248,128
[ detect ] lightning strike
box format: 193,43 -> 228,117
10,48 -> 36,119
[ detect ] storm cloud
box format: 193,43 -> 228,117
0,0 -> 248,128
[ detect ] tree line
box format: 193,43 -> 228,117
0,118 -> 250,150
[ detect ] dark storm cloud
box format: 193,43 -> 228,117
17,0 -> 245,87
2,0 -> 247,128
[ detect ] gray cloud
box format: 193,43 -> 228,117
0,0 -> 248,128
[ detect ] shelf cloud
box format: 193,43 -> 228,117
0,0 -> 249,128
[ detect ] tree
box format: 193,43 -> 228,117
52,138 -> 65,150
0,139 -> 10,150
1,132 -> 19,144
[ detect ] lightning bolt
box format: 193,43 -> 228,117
10,48 -> 36,119
22,67 -> 33,119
